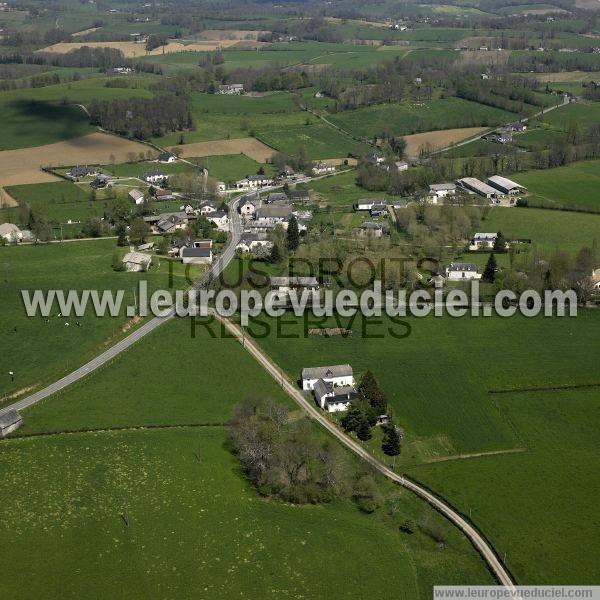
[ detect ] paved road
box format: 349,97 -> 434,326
0,192 -> 247,418
214,312 -> 516,589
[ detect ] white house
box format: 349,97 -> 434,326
429,183 -> 456,198
206,210 -> 230,231
364,151 -> 386,166
445,262 -> 481,280
312,162 -> 335,175
235,175 -> 272,189
395,161 -> 409,172
129,189 -> 145,205
356,221 -> 384,237
239,196 -> 261,219
144,171 -> 168,184
301,364 -> 354,391
157,152 -> 176,163
469,232 -> 498,250
271,276 -> 319,295
255,204 -> 292,225
0,223 -> 23,243
313,379 -> 358,413
356,198 -> 384,211
0,409 -> 23,438
217,83 -> 244,95
122,251 -> 153,272
199,200 -> 218,216
236,233 -> 272,254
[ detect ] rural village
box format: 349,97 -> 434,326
0,0 -> 599,597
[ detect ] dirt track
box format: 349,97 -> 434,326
173,138 -> 276,162
0,132 -> 149,186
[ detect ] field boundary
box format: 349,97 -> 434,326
488,382 -> 600,394
2,422 -> 228,441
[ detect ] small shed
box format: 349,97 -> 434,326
122,251 -> 153,272
0,409 -> 23,438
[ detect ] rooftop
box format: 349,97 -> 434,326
301,364 -> 353,380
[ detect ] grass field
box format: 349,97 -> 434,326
483,205 -> 600,252
0,240 -> 203,401
255,121 -> 369,160
193,154 -> 275,183
409,387 -> 600,584
327,98 -> 517,140
512,160 -> 600,212
2,181 -> 99,228
0,78 -> 153,150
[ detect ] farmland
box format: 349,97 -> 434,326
0,133 -> 150,187
0,240 -> 203,401
247,310 -> 600,584
0,315 -> 494,598
327,99 -> 518,140
402,127 -> 489,157
483,205 -> 600,253
513,159 -> 600,212
194,154 -> 275,183
172,138 -> 277,163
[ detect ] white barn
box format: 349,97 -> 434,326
445,262 -> 481,280
487,175 -> 526,195
301,364 -> 354,391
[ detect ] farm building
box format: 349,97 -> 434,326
356,221 -> 384,237
154,189 -> 175,201
129,189 -> 145,205
356,199 -> 384,211
266,192 -> 288,204
181,245 -> 212,265
122,251 -> 153,272
154,212 -> 189,234
239,196 -> 261,218
0,409 -> 23,438
395,161 -> 409,172
457,177 -> 501,199
364,151 -> 386,166
157,152 -> 176,163
288,190 -> 310,203
429,183 -> 456,198
256,204 -> 293,224
445,262 -> 481,280
313,379 -> 358,413
301,364 -> 354,391
67,165 -> 100,179
487,175 -> 526,195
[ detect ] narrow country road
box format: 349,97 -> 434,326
213,312 -> 517,589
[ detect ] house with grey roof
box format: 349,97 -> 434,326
429,183 -> 456,198
271,276 -> 319,295
445,262 -> 481,280
0,409 -> 23,438
0,223 -> 23,243
301,364 -> 354,391
313,379 -> 358,413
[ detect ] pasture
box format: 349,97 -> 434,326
410,387 -> 600,584
255,121 -> 369,160
248,310 -> 600,584
0,240 -> 203,401
513,159 -> 600,212
402,127 -> 489,157
483,205 -> 600,252
327,99 -> 517,140
193,154 -> 274,183
0,425 -> 492,599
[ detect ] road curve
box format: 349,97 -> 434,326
0,192 -> 247,418
214,312 -> 516,589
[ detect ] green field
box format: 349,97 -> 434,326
512,160 -> 600,212
2,181 -> 102,230
409,387 -> 600,584
0,240 -> 202,401
0,77 -> 155,149
193,154 -> 275,183
256,121 -> 369,159
483,205 -> 600,252
327,98 -> 518,140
